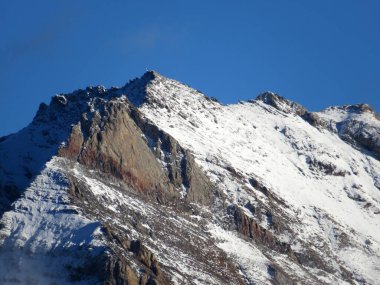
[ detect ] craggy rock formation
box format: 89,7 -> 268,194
59,99 -> 174,198
59,97 -> 214,205
316,104 -> 380,158
66,173 -> 168,285
255,92 -> 308,116
55,97 -> 220,283
128,106 -> 215,205
336,107 -> 380,156
257,93 -> 380,159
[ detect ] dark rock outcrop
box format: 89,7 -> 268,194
122,71 -> 159,107
257,93 -> 380,160
301,112 -> 328,129
59,97 -> 215,205
59,98 -> 176,200
232,205 -> 292,254
337,119 -> 380,159
105,259 -> 139,285
128,105 -> 215,205
56,96 -> 220,283
255,92 -> 307,116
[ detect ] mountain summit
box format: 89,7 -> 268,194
0,72 -> 379,285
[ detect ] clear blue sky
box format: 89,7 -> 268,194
1,1 -> 379,136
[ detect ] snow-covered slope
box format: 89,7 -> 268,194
129,72 -> 380,284
0,157 -> 105,285
317,104 -> 380,159
0,70 -> 379,284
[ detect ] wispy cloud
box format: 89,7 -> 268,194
0,3 -> 77,74
113,23 -> 190,54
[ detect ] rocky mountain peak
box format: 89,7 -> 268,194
344,103 -> 375,113
316,103 -> 380,159
324,103 -> 376,115
1,72 -> 380,285
255,91 -> 308,116
142,70 -> 162,80
255,91 -> 281,103
339,104 -> 380,120
121,70 -> 166,107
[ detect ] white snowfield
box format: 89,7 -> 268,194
134,72 -> 380,284
0,158 -> 105,285
0,71 -> 379,284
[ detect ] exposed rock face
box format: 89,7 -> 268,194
65,167 -> 169,285
128,106 -> 215,205
317,104 -> 380,158
343,103 -> 378,115
255,92 -> 308,116
101,236 -> 165,285
58,96 -> 214,205
123,71 -> 157,107
256,93 -> 380,159
338,119 -> 380,157
63,157 -> 246,285
105,259 -> 139,285
232,205 -> 291,253
60,98 -> 174,198
54,96 -> 226,283
300,111 -> 328,129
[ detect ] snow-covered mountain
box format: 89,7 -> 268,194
0,71 -> 379,285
